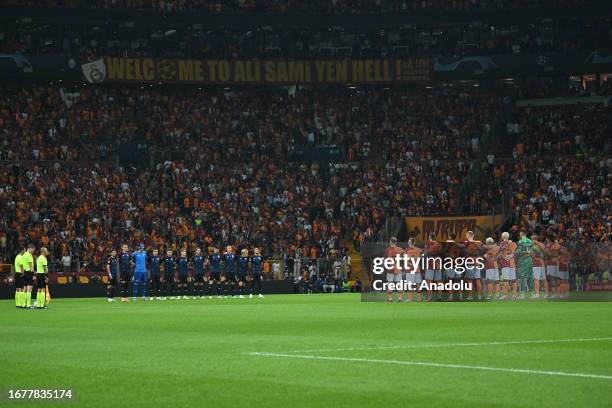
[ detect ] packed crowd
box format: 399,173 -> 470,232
508,155 -> 610,240
0,82 -> 610,275
2,0 -> 598,14
506,103 -> 611,243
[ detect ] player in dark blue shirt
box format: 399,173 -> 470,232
237,249 -> 249,298
223,246 -> 237,298
106,249 -> 119,302
250,247 -> 264,299
119,244 -> 132,301
192,248 -> 205,299
208,248 -> 222,298
149,249 -> 162,300
162,249 -> 176,299
177,249 -> 190,299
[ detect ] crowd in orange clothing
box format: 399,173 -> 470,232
506,103 -> 611,243
0,83 -> 609,273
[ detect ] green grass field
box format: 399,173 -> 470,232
2,294 -> 612,408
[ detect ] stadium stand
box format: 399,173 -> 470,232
506,103 -> 611,242
0,0 -> 609,290
1,2 -> 610,59
1,0 -> 605,13
0,83 -> 609,278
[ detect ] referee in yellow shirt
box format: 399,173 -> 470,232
14,248 -> 25,308
22,244 -> 35,309
36,247 -> 49,309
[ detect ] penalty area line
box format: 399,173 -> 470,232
277,337 -> 612,354
245,352 -> 612,381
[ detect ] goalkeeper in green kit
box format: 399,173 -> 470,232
514,231 -> 534,299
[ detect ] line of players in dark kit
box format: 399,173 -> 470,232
105,244 -> 265,302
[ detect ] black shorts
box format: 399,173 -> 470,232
36,274 -> 46,289
36,273 -> 47,289
237,273 -> 246,282
179,274 -> 188,284
23,272 -> 34,285
108,276 -> 118,286
14,273 -> 24,289
210,272 -> 221,282
151,274 -> 160,283
224,272 -> 235,282
194,274 -> 204,283
120,271 -> 131,282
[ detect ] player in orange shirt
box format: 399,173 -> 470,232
545,240 -> 561,298
558,244 -> 571,298
424,232 -> 443,301
498,232 -> 518,299
482,237 -> 500,300
531,234 -> 548,299
384,237 -> 404,303
404,238 -> 423,302
444,233 -> 462,301
463,230 -> 482,300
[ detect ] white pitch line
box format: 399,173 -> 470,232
246,352 -> 612,381
277,337 -> 612,354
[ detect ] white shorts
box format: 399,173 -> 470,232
485,268 -> 499,281
533,267 -> 546,280
405,272 -> 422,284
466,267 -> 481,280
386,272 -> 403,283
546,265 -> 559,278
424,270 -> 443,281
445,269 -> 457,279
559,271 -> 569,280
501,267 -> 516,281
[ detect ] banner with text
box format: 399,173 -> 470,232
405,215 -> 504,242
585,283 -> 612,291
80,57 -> 432,84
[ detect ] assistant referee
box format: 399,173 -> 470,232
36,247 -> 49,309
22,244 -> 35,309
14,248 -> 25,308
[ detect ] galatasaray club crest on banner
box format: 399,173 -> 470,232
81,58 -> 107,83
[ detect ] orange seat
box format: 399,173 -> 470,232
78,275 -> 89,284
57,276 -> 68,284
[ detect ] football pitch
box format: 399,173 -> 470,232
2,294 -> 612,408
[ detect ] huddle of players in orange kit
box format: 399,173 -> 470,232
381,231 -> 571,302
